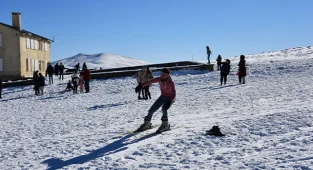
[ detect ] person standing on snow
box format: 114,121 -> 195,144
141,67 -> 154,100
216,55 -> 222,71
135,68 -> 146,99
82,62 -> 87,70
59,62 -> 65,80
82,67 -> 91,93
54,63 -> 59,77
38,73 -> 45,95
220,59 -> 231,85
33,71 -> 40,95
45,63 -> 54,84
136,68 -> 176,134
74,63 -> 80,71
206,46 -> 212,64
238,55 -> 247,84
71,71 -> 80,94
78,75 -> 85,93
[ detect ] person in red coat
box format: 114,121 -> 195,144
82,67 -> 91,92
136,68 -> 176,134
238,55 -> 247,84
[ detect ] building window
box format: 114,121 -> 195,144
44,42 -> 48,52
30,38 -> 33,49
26,58 -> 28,71
26,37 -> 30,49
0,33 -> 2,47
38,41 -> 42,51
39,60 -> 42,71
30,59 -> 33,72
28,58 -> 31,72
0,58 -> 3,71
35,40 -> 38,50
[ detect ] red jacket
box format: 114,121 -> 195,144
83,70 -> 91,81
143,75 -> 176,101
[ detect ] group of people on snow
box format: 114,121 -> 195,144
33,71 -> 46,95
65,63 -> 91,94
67,70 -> 89,94
53,63 -> 66,80
207,46 -> 247,85
31,62 -> 91,95
136,68 -> 176,134
134,49 -> 247,133
45,62 -> 66,84
136,66 -> 154,100
74,62 -> 87,72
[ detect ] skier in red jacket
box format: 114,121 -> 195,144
136,68 -> 176,133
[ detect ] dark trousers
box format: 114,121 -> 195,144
84,80 -> 90,92
73,85 -> 78,93
146,96 -> 173,120
0,88 -> 2,98
217,64 -> 221,71
138,83 -> 144,98
48,74 -> 53,84
144,86 -> 151,99
59,72 -> 64,80
220,73 -> 228,85
34,85 -> 40,95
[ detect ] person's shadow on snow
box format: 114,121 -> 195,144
42,133 -> 157,170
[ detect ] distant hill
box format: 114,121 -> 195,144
52,53 -> 150,69
232,46 -> 313,62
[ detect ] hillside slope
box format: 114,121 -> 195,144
53,53 -> 149,69
1,46 -> 313,169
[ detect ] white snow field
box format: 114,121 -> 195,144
52,53 -> 149,70
1,46 -> 313,169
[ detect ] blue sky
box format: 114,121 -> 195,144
0,0 -> 312,63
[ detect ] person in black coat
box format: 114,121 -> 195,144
33,71 -> 40,95
0,77 -> 3,99
54,63 -> 59,77
74,63 -> 80,71
216,55 -> 222,71
65,80 -> 73,91
38,73 -> 45,95
82,62 -> 87,70
238,55 -> 247,84
220,59 -> 231,85
59,62 -> 65,80
45,63 -> 54,84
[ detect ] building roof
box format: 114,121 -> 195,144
0,22 -> 54,42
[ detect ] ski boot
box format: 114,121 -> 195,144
156,117 -> 170,134
136,117 -> 152,132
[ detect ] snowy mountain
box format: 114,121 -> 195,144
1,46 -> 313,169
52,53 -> 150,69
232,46 -> 313,63
204,46 -> 313,64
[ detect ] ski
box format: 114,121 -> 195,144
115,124 -> 160,138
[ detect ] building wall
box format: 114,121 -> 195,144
19,35 -> 51,77
0,25 -> 21,78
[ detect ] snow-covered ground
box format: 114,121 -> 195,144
52,53 -> 149,69
1,46 -> 313,169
